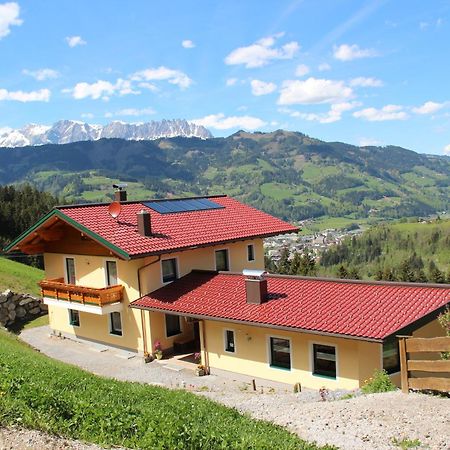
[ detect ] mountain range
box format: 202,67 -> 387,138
0,129 -> 448,223
0,119 -> 212,147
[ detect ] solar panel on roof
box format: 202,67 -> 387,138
143,198 -> 224,214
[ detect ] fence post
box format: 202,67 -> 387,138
398,336 -> 409,394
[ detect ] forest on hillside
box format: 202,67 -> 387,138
0,185 -> 59,266
268,220 -> 450,283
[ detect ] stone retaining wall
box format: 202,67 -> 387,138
0,289 -> 47,327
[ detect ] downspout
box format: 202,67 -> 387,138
201,319 -> 210,375
137,255 -> 161,355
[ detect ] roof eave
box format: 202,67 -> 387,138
129,302 -> 383,343
127,228 -> 300,259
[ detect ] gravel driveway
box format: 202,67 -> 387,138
19,326 -> 450,450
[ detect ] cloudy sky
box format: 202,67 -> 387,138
1,0 -> 450,155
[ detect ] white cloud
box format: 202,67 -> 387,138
226,78 -> 238,86
419,21 -> 429,30
318,63 -> 331,71
293,101 -> 360,124
278,77 -> 353,105
295,64 -> 310,77
444,144 -> 450,155
181,39 -> 195,48
224,33 -> 300,68
105,107 -> 156,117
192,113 -> 266,130
138,82 -> 158,92
412,101 -> 447,115
81,112 -> 94,119
22,68 -> 60,81
350,77 -> 383,87
359,137 -> 383,147
333,43 -> 378,61
0,88 -> 50,102
0,2 -> 22,39
131,66 -> 192,89
353,104 -> 408,121
65,35 -> 87,47
66,78 -> 139,100
250,79 -> 277,96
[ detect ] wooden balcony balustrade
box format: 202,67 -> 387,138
39,278 -> 124,306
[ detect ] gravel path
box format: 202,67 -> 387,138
0,427 -> 106,450
19,326 -> 450,450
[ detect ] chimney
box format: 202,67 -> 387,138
113,183 -> 128,202
243,269 -> 268,305
115,190 -> 127,202
137,210 -> 152,237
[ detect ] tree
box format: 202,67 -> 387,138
348,267 -> 361,280
298,251 -> 316,276
336,265 -> 349,279
277,247 -> 291,275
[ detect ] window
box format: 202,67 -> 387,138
68,309 -> 80,327
162,258 -> 177,283
65,257 -> 76,285
383,340 -> 400,374
270,337 -> 291,370
215,249 -> 229,271
247,244 -> 255,262
224,330 -> 235,353
106,261 -> 118,286
109,312 -> 122,336
165,314 -> 181,337
313,344 -> 336,378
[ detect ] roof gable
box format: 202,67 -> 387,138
4,195 -> 298,258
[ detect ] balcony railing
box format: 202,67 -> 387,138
39,278 -> 124,306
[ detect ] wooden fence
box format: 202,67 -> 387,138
398,336 -> 450,394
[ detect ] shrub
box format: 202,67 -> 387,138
361,369 -> 397,394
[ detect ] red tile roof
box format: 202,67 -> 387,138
57,196 -> 298,258
131,272 -> 450,341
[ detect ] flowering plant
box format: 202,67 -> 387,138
194,352 -> 201,364
153,340 -> 162,352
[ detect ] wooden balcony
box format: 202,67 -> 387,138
39,278 -> 124,306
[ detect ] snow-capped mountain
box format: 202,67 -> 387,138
0,119 -> 213,147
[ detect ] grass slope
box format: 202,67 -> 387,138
0,330 -> 333,450
0,257 -> 43,296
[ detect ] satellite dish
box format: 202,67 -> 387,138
108,201 -> 122,219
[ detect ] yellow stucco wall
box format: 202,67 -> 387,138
201,319 -> 382,390
43,238 -> 264,352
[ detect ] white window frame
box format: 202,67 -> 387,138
109,311 -> 123,337
247,243 -> 255,262
214,247 -> 230,271
309,341 -> 339,381
64,255 -> 77,285
266,334 -> 292,371
68,309 -> 80,327
164,313 -> 182,338
104,259 -> 119,287
160,256 -> 179,285
223,328 -> 237,354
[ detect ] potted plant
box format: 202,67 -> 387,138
153,340 -> 163,360
144,351 -> 154,363
195,364 -> 206,376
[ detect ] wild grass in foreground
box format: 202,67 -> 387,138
0,331 -> 334,450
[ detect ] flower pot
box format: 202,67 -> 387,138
195,368 -> 206,376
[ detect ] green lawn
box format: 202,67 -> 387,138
0,330 -> 333,450
0,258 -> 43,296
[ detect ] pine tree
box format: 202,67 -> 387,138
277,247 -> 291,275
336,265 -> 349,279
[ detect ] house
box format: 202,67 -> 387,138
5,191 -> 449,390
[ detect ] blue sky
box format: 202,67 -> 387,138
1,0 -> 450,155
